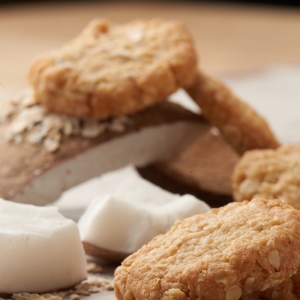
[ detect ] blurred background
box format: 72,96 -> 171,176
0,0 -> 300,6
1,0 -> 300,92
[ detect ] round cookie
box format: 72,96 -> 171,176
29,18 -> 198,119
232,144 -> 300,209
186,71 -> 279,155
114,198 -> 300,300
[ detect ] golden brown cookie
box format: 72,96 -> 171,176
232,144 -> 300,209
242,268 -> 300,300
186,71 -> 280,155
114,198 -> 300,300
29,18 -> 198,119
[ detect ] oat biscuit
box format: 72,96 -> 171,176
186,71 -> 279,155
29,19 -> 198,119
114,199 -> 300,300
232,144 -> 300,209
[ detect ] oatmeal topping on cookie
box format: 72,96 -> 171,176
29,19 -> 197,119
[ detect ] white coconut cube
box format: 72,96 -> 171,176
54,165 -> 140,220
0,199 -> 87,294
78,174 -> 210,255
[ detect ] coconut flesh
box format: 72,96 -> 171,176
53,165 -> 140,220
77,166 -> 210,255
0,199 -> 87,294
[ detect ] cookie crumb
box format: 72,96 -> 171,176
12,292 -> 65,300
109,116 -> 128,133
86,262 -> 103,274
9,276 -> 114,300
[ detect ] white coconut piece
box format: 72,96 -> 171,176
11,121 -> 207,206
53,165 -> 139,220
78,175 -> 210,255
0,198 -> 87,294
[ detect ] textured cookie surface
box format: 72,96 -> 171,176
242,268 -> 300,300
232,144 -> 300,209
186,71 -> 279,155
114,198 -> 300,300
29,18 -> 198,119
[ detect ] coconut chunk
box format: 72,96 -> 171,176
53,165 -> 139,220
77,170 -> 210,257
0,199 -> 87,294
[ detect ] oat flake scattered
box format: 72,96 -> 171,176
81,120 -> 106,138
44,138 -> 60,153
12,292 -> 65,300
0,99 -> 15,123
86,262 -> 103,274
1,89 -> 130,152
10,276 -> 114,300
109,115 -> 129,132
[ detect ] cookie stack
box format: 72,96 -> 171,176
1,17 -> 296,300
0,18 -> 280,205
115,198 -> 300,300
0,19 -> 208,204
28,18 -> 279,156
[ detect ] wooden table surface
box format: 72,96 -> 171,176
1,1 -> 300,91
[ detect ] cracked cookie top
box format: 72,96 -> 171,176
114,198 -> 300,300
29,19 -> 198,119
